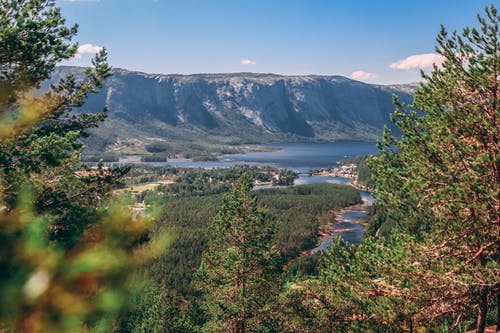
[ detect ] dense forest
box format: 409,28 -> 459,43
122,164 -> 298,198
144,182 -> 361,293
0,1 -> 498,333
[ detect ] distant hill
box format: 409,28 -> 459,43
45,67 -> 416,159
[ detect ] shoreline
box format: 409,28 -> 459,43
311,201 -> 370,250
85,139 -> 378,165
304,174 -> 373,253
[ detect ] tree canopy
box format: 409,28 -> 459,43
0,1 -> 162,332
195,174 -> 282,333
282,5 -> 499,333
367,5 -> 499,331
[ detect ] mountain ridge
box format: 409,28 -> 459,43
46,67 -> 416,159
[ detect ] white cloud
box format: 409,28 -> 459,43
241,59 -> 256,65
351,70 -> 377,81
74,43 -> 104,59
389,53 -> 445,70
78,44 -> 103,54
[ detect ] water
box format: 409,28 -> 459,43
145,141 -> 378,247
311,198 -> 371,252
148,141 -> 377,173
218,141 -> 377,173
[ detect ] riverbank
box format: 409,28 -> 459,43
348,179 -> 374,192
310,201 -> 370,253
305,174 -> 373,252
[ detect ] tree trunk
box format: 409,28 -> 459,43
476,287 -> 488,333
496,290 -> 500,332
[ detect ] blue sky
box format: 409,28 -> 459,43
59,0 -> 494,84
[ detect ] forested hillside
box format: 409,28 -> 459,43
43,67 -> 415,159
0,1 -> 498,333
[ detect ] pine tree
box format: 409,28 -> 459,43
285,6 -> 499,332
369,5 -> 499,332
196,173 -> 281,333
0,1 -> 162,331
0,0 -> 130,248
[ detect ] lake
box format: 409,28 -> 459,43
147,141 -> 378,246
150,141 -> 378,173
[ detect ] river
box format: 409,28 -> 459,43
311,188 -> 373,252
135,141 -> 377,247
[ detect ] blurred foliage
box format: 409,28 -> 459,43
0,1 -> 167,332
0,191 -> 166,332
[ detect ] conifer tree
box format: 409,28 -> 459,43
0,1 -> 162,331
368,5 -> 499,332
285,6 -> 499,333
0,0 -> 131,248
196,173 -> 281,333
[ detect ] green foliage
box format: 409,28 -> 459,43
149,194 -> 221,296
146,182 -> 360,298
0,0 -> 77,103
366,5 -> 499,330
0,13 -> 127,248
132,177 -> 361,332
256,183 -> 362,259
0,1 -> 162,331
286,253 -> 322,279
0,193 -> 157,332
195,174 -> 282,332
354,157 -> 374,189
279,6 -> 500,332
120,278 -> 197,333
154,165 -> 297,197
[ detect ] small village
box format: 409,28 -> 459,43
311,163 -> 357,178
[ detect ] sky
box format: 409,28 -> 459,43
58,0 -> 494,84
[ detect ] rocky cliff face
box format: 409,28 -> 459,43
47,67 -> 416,154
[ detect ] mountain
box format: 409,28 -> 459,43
46,67 -> 416,159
